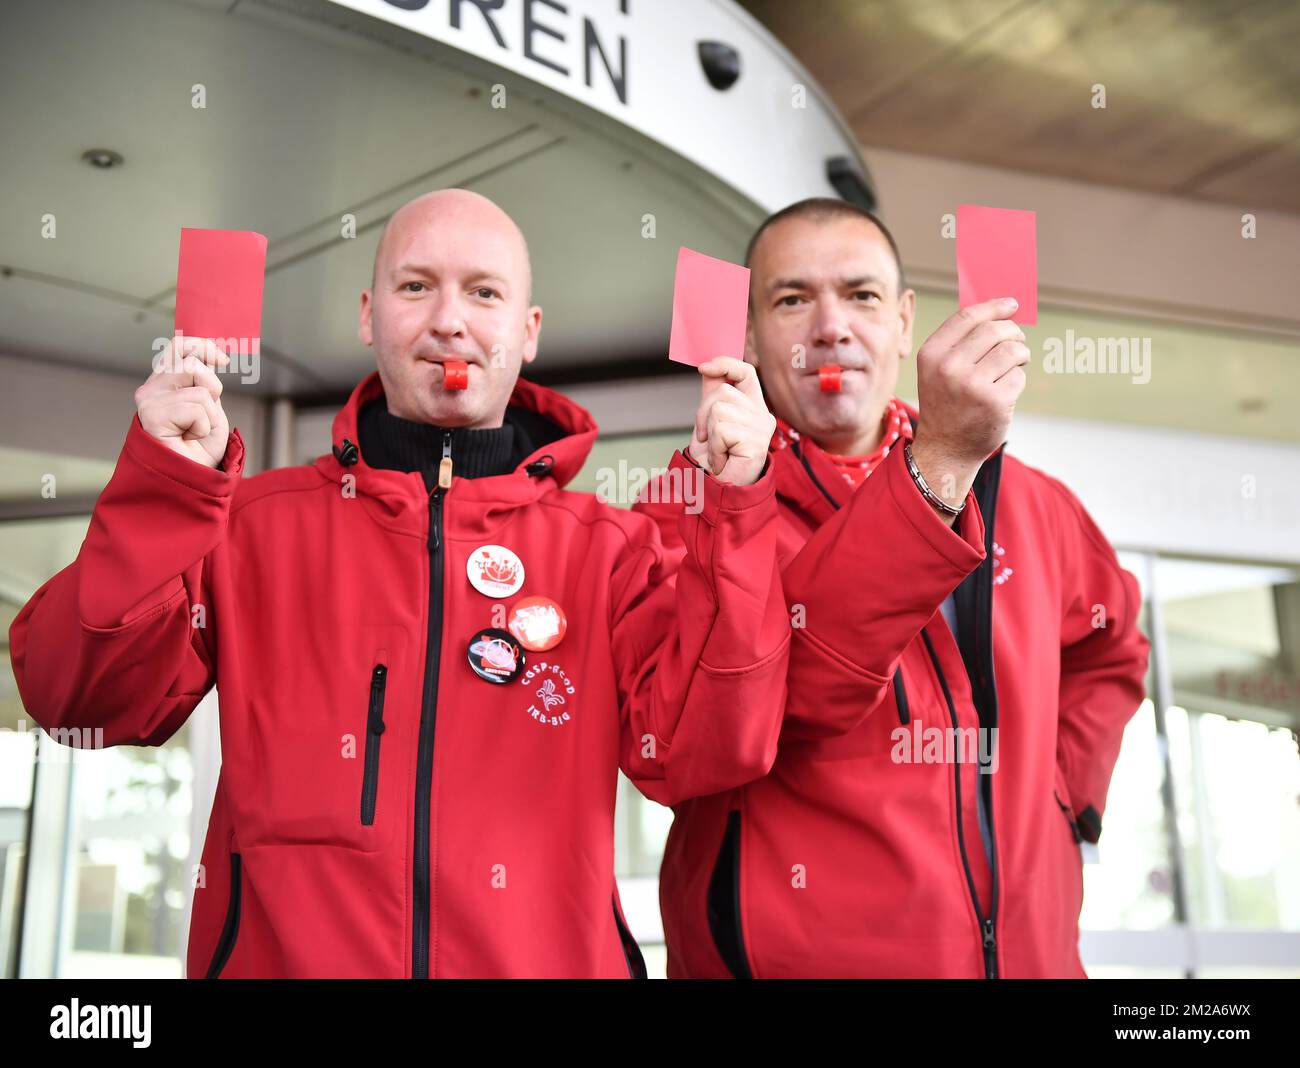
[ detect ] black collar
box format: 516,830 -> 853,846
357,399 -> 520,490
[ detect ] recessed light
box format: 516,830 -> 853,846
81,148 -> 124,169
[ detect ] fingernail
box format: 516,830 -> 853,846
1005,297 -> 1019,309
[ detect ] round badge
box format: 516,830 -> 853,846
466,544 -> 525,598
507,596 -> 568,652
466,627 -> 525,684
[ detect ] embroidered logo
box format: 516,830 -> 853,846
992,540 -> 1014,586
536,678 -> 565,711
520,662 -> 577,727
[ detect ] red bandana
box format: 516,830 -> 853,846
772,397 -> 914,490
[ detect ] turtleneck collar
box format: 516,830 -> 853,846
357,398 -> 520,491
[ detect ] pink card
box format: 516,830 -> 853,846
668,247 -> 751,366
956,205 -> 1037,325
174,228 -> 268,352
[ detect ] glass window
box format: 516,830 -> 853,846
1156,557 -> 1300,935
0,514 -> 98,978
1,458 -> 199,978
62,724 -> 195,977
0,595 -> 38,979
1079,555 -> 1178,932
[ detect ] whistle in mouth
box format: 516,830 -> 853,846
444,360 -> 469,391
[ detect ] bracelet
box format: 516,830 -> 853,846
904,442 -> 965,518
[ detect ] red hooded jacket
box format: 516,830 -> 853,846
635,405 -> 1149,978
9,371 -> 790,978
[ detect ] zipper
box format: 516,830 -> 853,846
792,439 -> 842,512
413,430 -> 452,979
204,852 -> 242,978
361,663 -> 387,825
921,629 -> 998,979
793,434 -> 1004,978
952,454 -> 1005,977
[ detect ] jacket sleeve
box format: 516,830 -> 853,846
8,413 -> 245,748
612,450 -> 789,806
778,446 -> 986,740
1049,477 -> 1150,843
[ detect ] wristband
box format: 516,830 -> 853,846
904,442 -> 965,518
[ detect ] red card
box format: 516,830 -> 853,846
956,205 -> 1037,325
668,247 -> 750,367
174,228 -> 268,352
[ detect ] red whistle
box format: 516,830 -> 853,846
819,364 -> 842,393
444,360 -> 469,391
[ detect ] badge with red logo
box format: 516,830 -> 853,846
467,545 -> 525,598
507,596 -> 568,652
467,627 -> 525,684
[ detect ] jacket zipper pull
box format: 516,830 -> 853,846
982,919 -> 998,977
429,432 -> 451,551
368,664 -> 387,735
438,431 -> 453,490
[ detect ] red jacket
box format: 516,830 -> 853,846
636,408 -> 1149,977
9,370 -> 790,978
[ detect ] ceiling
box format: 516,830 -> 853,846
740,0 -> 1300,214
0,0 -> 762,398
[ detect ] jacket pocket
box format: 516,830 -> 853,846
361,663 -> 387,826
205,852 -> 242,978
613,896 -> 647,978
706,809 -> 753,979
893,666 -> 910,725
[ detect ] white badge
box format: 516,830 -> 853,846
466,544 -> 525,598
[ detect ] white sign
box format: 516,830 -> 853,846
324,0 -> 865,211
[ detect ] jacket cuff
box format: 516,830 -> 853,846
672,448 -> 775,523
880,445 -> 985,569
124,412 -> 246,492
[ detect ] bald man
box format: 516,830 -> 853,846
10,189 -> 790,978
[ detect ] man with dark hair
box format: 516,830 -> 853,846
744,197 -> 907,293
637,197 -> 1149,978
